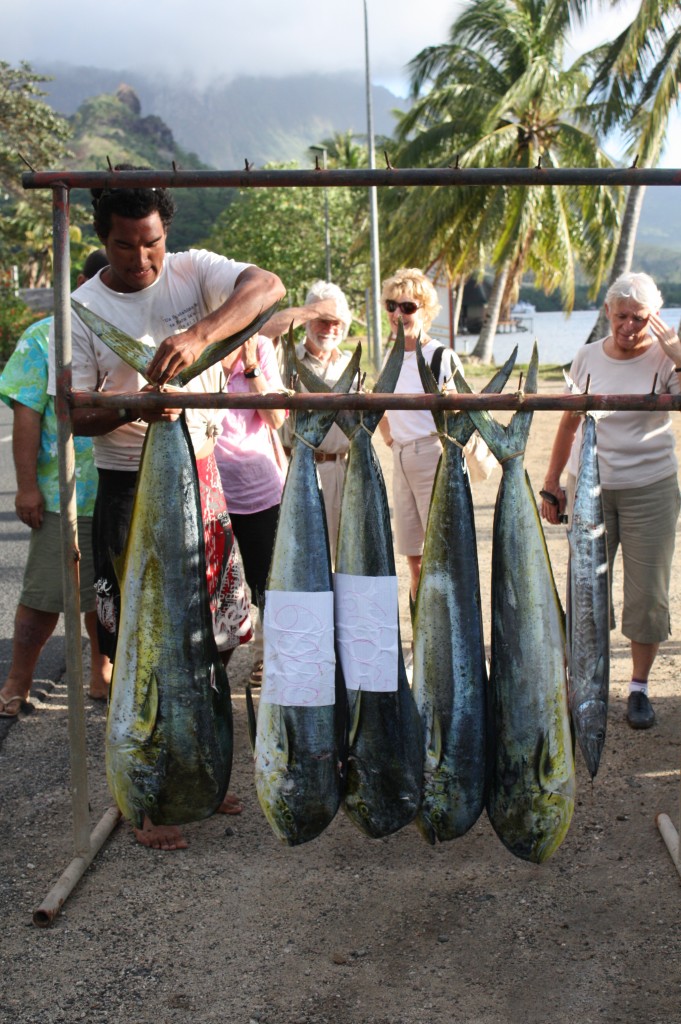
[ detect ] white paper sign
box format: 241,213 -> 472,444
334,573 -> 399,692
261,590 -> 336,707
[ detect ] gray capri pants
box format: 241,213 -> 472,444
568,472 -> 680,644
19,510 -> 97,614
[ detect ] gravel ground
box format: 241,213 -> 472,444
1,380 -> 681,1024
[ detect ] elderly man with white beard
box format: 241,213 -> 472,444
280,280 -> 353,563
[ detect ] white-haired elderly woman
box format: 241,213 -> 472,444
279,280 -> 353,562
541,271 -> 681,730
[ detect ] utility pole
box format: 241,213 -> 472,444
364,0 -> 382,369
309,144 -> 332,282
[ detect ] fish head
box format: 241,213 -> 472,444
573,698 -> 608,779
416,769 -> 462,844
264,787 -> 302,845
107,749 -> 162,828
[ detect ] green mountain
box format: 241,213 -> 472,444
47,65 -> 681,283
37,63 -> 401,168
66,86 -> 235,251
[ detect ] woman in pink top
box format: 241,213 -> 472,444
214,334 -> 287,684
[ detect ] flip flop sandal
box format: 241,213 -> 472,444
0,696 -> 32,718
249,661 -> 264,686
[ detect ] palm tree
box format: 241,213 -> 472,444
583,0 -> 681,340
384,0 -> 621,362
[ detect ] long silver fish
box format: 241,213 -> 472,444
106,414 -> 232,826
565,391 -> 610,780
458,345 -> 575,864
327,328 -> 423,838
412,346 -> 516,844
251,338 -> 362,846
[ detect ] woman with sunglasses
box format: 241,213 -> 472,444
377,268 -> 495,615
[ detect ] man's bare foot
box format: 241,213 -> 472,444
133,818 -> 188,850
88,679 -> 110,701
217,792 -> 243,815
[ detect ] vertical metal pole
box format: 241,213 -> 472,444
52,185 -> 91,858
310,145 -> 332,282
364,0 -> 382,370
322,149 -> 331,282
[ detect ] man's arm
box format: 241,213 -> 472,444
12,403 -> 45,529
71,384 -> 184,437
147,265 -> 285,385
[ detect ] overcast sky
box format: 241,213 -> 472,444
4,0 -> 679,164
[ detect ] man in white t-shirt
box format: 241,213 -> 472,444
48,169 -> 284,850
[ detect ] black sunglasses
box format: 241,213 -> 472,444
385,299 -> 420,315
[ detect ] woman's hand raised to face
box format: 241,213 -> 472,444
650,313 -> 681,367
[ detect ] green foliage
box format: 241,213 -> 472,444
203,160 -> 370,312
0,62 -> 76,286
0,290 -> 42,363
383,0 -> 622,310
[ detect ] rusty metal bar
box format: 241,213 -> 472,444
33,807 -> 122,927
22,166 -> 681,192
52,186 -> 91,860
69,389 -> 681,415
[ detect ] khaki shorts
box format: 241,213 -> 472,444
392,435 -> 442,556
567,472 -> 680,644
19,510 -> 97,614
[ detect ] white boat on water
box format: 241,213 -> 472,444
511,301 -> 536,317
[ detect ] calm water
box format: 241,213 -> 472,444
451,307 -> 681,366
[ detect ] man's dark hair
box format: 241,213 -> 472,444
91,163 -> 176,238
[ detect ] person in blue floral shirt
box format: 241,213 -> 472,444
0,250 -> 112,717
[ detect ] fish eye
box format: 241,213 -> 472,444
358,802 -> 370,818
431,810 -> 442,823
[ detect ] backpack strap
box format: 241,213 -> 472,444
429,345 -> 446,384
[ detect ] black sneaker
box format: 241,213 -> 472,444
627,691 -> 655,730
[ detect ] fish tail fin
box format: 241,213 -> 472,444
448,346 -> 519,447
357,327 -> 405,435
563,370 -> 613,422
416,335 -> 447,436
454,372 -> 507,458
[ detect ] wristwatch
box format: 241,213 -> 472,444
244,365 -> 262,379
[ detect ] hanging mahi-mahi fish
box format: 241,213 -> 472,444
72,299 -> 278,826
456,345 -> 576,864
250,335 -> 361,846
326,327 -> 423,839
412,345 -> 516,844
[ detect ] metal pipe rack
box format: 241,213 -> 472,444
21,164 -> 681,923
